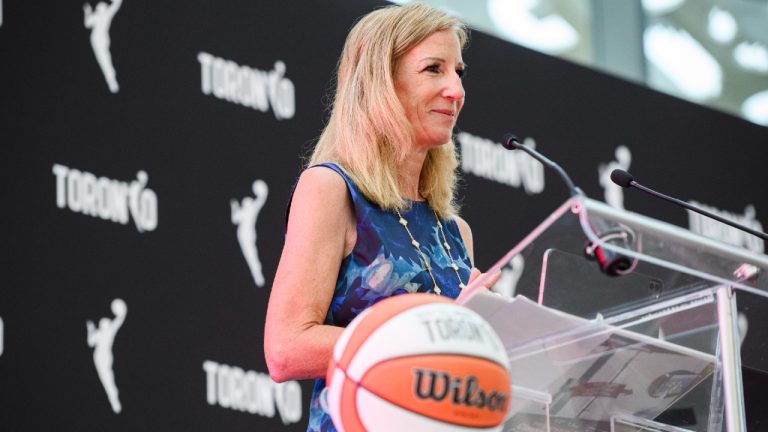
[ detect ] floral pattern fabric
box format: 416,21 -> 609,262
303,163 -> 472,432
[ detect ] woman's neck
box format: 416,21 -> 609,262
399,148 -> 428,201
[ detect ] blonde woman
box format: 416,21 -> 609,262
264,4 -> 498,430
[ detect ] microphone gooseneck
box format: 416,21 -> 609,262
610,169 -> 768,242
503,134 -> 580,197
502,133 -> 636,276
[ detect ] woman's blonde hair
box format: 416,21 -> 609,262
309,2 -> 468,218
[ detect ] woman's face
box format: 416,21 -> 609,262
394,30 -> 465,150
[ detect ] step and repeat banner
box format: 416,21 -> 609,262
2,0 -> 768,430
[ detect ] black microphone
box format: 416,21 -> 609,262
502,134 -> 580,197
610,169 -> 634,188
611,169 -> 768,242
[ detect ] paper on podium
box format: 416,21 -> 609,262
460,291 -> 592,347
461,291 -> 717,429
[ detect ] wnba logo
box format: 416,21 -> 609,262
412,368 -> 509,412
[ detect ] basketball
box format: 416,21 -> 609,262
326,293 -> 511,432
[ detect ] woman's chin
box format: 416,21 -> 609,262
415,134 -> 454,150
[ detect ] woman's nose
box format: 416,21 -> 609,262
444,74 -> 465,101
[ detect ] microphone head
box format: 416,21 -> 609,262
610,169 -> 634,188
502,133 -> 521,150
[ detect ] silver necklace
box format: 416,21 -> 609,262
395,206 -> 466,295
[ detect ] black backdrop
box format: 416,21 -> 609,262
2,0 -> 768,430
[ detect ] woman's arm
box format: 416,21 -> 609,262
453,215 -> 501,302
453,215 -> 474,265
264,167 -> 356,382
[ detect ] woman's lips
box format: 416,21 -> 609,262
432,109 -> 455,118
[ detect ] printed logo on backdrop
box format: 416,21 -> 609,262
688,202 -> 765,253
203,360 -> 302,424
83,0 -> 123,93
53,164 -> 158,232
598,146 -> 632,209
457,131 -> 545,194
492,255 -> 525,298
87,298 -> 127,414
198,52 -> 295,120
232,180 -> 269,287
737,312 -> 749,349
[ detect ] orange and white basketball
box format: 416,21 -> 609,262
326,293 -> 511,432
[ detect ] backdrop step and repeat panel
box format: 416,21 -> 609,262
2,0 -> 768,430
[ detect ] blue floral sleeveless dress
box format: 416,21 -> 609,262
302,163 -> 473,432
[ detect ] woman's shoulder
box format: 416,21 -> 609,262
287,165 -> 355,235
450,214 -> 474,264
295,164 -> 349,201
451,214 -> 472,238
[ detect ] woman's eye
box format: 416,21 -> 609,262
424,64 -> 440,73
456,68 -> 465,78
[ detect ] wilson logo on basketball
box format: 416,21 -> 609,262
412,368 -> 509,412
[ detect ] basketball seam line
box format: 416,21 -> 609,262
346,352 -> 510,375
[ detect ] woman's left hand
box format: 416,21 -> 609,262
455,267 -> 501,303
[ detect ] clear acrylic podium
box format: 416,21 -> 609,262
466,196 -> 768,432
